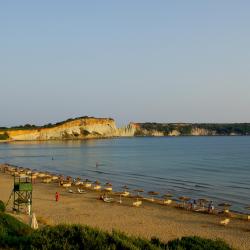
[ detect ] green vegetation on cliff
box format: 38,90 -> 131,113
0,132 -> 9,140
0,209 -> 232,250
0,116 -> 114,132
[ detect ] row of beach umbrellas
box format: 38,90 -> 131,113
2,165 -> 250,212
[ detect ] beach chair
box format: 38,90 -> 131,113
133,200 -> 142,207
163,199 -> 172,205
121,191 -> 130,197
220,218 -> 230,226
77,188 -> 86,194
103,197 -> 114,203
62,183 -> 71,188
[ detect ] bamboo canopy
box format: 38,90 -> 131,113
218,203 -> 231,207
162,193 -> 173,198
148,191 -> 159,196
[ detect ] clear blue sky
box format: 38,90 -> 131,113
1,1 -> 249,127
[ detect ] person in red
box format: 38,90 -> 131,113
55,192 -> 59,202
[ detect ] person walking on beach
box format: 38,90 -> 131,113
55,192 -> 59,202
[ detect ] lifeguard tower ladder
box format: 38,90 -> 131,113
13,174 -> 32,213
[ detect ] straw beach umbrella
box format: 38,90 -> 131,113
134,189 -> 144,201
122,185 -> 129,191
162,193 -> 173,205
218,202 -> 231,213
121,185 -> 130,196
134,189 -> 144,196
93,180 -> 101,190
84,179 -> 92,188
148,191 -> 159,201
115,192 -> 124,204
179,196 -> 191,208
197,198 -> 208,209
105,182 -> 112,192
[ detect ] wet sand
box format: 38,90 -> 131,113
0,172 -> 249,250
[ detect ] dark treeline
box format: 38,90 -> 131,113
0,116 -> 109,131
137,123 -> 250,136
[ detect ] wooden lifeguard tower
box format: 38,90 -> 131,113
12,173 -> 33,213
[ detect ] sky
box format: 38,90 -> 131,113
0,1 -> 250,127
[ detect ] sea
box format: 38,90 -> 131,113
0,136 -> 249,213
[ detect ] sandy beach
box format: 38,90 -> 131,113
0,170 -> 249,250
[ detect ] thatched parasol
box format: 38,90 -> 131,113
162,193 -> 173,199
66,176 -> 73,182
148,191 -> 159,201
122,185 -> 129,191
197,198 -> 208,208
134,189 -> 144,197
162,193 -> 173,205
179,196 -> 191,207
218,202 -> 231,213
133,189 -> 143,201
218,202 -> 231,208
115,192 -> 124,204
93,180 -> 101,190
104,182 -> 113,192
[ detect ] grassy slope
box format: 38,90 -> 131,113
0,212 -> 232,250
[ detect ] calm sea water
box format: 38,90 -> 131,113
0,137 -> 249,213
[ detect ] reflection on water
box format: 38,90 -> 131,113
0,137 -> 250,213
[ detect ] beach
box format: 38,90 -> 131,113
0,169 -> 249,250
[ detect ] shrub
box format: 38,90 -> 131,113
166,236 -> 232,250
0,132 -> 9,140
0,201 -> 5,212
0,212 -> 233,250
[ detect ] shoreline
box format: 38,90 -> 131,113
1,134 -> 250,143
0,164 -> 249,250
1,161 -> 249,215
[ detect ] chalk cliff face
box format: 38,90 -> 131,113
190,127 -> 216,136
116,123 -> 137,137
1,118 -> 249,141
6,118 -> 117,141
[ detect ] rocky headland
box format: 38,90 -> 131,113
0,116 -> 250,141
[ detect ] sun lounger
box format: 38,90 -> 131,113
103,197 -> 114,203
163,199 -> 172,205
75,181 -> 83,186
93,185 -> 101,190
42,178 -> 52,183
220,218 -> 230,226
77,188 -> 87,194
133,200 -> 142,207
62,183 -> 71,188
121,191 -> 130,197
